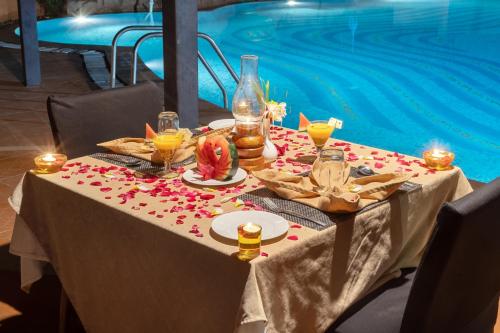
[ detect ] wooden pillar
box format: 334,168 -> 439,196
17,0 -> 41,87
162,0 -> 199,128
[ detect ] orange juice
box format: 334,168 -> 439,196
237,223 -> 262,261
307,122 -> 335,148
153,132 -> 183,160
153,133 -> 183,150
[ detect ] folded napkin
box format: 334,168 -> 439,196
97,128 -> 194,164
253,159 -> 411,213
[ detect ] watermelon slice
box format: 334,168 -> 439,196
195,135 -> 239,181
298,112 -> 311,132
145,123 -> 157,139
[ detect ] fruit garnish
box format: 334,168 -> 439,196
145,123 -> 157,139
298,112 -> 311,132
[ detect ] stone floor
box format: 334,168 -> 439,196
0,46 -> 498,332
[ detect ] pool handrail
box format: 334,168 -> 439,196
114,25 -> 240,109
111,25 -> 162,88
197,32 -> 240,84
113,25 -> 240,109
130,32 -> 230,109
130,31 -> 163,85
197,51 -> 229,109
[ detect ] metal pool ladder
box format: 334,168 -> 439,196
110,25 -> 239,109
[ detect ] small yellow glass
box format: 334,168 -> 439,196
307,120 -> 335,154
423,149 -> 455,171
34,153 -> 67,174
237,223 -> 262,261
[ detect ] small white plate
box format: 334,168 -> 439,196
208,118 -> 236,130
211,211 -> 289,240
182,168 -> 247,186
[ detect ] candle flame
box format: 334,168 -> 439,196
42,153 -> 57,162
423,139 -> 451,155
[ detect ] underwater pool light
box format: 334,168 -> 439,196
73,15 -> 90,24
287,0 -> 298,6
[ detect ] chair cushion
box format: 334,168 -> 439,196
47,81 -> 163,158
326,269 -> 415,333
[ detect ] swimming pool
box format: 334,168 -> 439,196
27,0 -> 500,182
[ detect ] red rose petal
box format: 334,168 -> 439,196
260,252 -> 269,257
100,187 -> 112,192
90,181 -> 102,186
374,162 -> 384,169
290,224 -> 302,229
287,235 -> 299,241
77,180 -> 84,185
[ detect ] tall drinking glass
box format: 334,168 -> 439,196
307,120 -> 335,155
153,112 -> 183,178
318,148 -> 345,188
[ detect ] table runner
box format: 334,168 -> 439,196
9,127 -> 473,333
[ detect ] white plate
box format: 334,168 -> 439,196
182,167 -> 247,186
208,118 -> 235,130
211,211 -> 289,240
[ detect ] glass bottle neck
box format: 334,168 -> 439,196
240,55 -> 259,81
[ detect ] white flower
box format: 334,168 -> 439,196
266,101 -> 287,122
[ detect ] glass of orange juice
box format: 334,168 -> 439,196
307,120 -> 335,155
237,223 -> 262,261
153,112 -> 183,178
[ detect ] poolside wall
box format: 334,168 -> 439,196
0,0 -> 256,24
0,0 -> 44,22
66,0 -> 258,16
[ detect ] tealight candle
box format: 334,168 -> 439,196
237,222 -> 262,261
34,153 -> 68,174
423,149 -> 454,171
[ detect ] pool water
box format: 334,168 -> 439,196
27,0 -> 500,182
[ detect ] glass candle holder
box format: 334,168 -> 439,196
423,149 -> 455,171
34,153 -> 68,174
232,55 -> 266,132
237,222 -> 262,261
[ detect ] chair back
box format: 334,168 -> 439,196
401,178 -> 500,333
47,81 -> 163,159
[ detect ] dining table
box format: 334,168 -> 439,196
8,126 -> 472,333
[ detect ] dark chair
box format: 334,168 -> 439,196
327,178 -> 500,333
47,81 -> 163,159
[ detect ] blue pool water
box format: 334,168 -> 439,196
27,1 -> 500,181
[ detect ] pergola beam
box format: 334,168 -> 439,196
162,0 -> 199,128
17,0 -> 41,87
